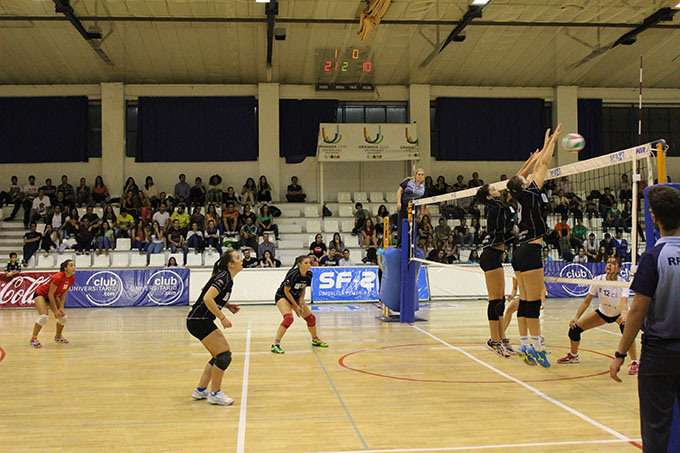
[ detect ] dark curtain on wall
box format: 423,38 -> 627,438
434,97 -> 545,161
577,99 -> 604,160
137,96 -> 258,162
279,99 -> 337,163
0,96 -> 88,163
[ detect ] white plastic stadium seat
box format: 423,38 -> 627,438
111,253 -> 130,268
385,192 -> 398,203
149,254 -> 166,268
186,253 -> 202,267
337,192 -> 352,203
369,192 -> 384,203
340,220 -> 355,233
354,192 -> 368,203
323,220 -> 339,233
36,254 -> 56,269
93,254 -> 110,268
305,220 -> 321,233
75,254 -> 91,268
304,206 -> 319,217
169,252 -> 184,266
339,205 -> 353,217
116,238 -> 131,250
130,254 -> 147,267
204,252 -> 219,267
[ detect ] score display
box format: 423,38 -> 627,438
316,47 -> 374,84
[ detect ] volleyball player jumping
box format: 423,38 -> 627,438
186,250 -> 242,406
30,259 -> 76,348
506,123 -> 563,367
557,256 -> 639,374
271,255 -> 328,354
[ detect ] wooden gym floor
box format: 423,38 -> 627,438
0,298 -> 642,452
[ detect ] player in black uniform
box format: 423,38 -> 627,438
506,123 -> 562,368
271,255 -> 329,354
186,249 -> 242,406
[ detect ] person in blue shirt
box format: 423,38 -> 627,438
396,169 -> 425,246
610,185 -> 680,451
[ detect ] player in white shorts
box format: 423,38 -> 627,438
557,256 -> 639,374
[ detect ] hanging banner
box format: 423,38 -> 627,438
543,262 -> 631,299
66,268 -> 190,308
317,123 -> 420,161
0,272 -> 54,308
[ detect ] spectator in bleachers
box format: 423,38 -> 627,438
286,176 -> 306,202
557,177 -> 573,196
257,232 -> 276,260
612,229 -> 624,249
223,186 -> 240,207
76,178 -> 90,207
239,204 -> 256,228
121,191 -> 139,220
257,204 -> 279,240
352,202 -> 370,235
75,219 -> 94,254
82,206 -> 100,228
207,175 -> 223,204
170,204 -> 190,233
240,217 -> 258,250
147,221 -> 165,264
553,189 -> 569,216
142,176 -> 159,209
22,223 -> 41,265
131,220 -> 148,252
424,176 -> 436,198
116,207 -> 135,238
599,187 -> 615,217
585,233 -> 598,262
320,247 -> 341,266
616,239 -> 629,260
205,204 -> 219,225
467,172 -> 484,189
600,232 -> 616,256
595,245 -> 609,263
190,177 -> 206,208
174,174 -> 190,207
20,175 -> 39,228
186,222 -> 204,253
330,232 -> 344,252
167,219 -> 188,265
558,229 -> 571,258
433,249 -> 448,264
190,206 -> 205,231
443,234 -> 459,263
433,176 -> 449,196
152,204 -> 169,229
260,249 -> 281,268
542,246 -> 553,263
242,177 -> 257,205
158,192 -> 172,211
309,233 -> 327,259
96,221 -> 114,256
554,216 -> 570,237
375,205 -> 390,232
167,257 -> 178,267
621,199 -> 633,233
242,248 -> 260,268
1,176 -> 22,220
58,175 -> 75,209
30,189 -> 51,225
362,247 -> 379,265
308,252 -> 320,267
40,178 -> 57,205
455,218 -> 474,248
434,217 -> 451,249
452,175 -> 467,191
584,197 -> 599,222
338,249 -> 354,266
618,174 -> 632,200
40,225 -> 57,253
572,217 -> 587,242
466,249 -> 480,264
92,176 -> 109,206
573,247 -> 588,263
204,219 -> 222,254
63,209 -> 79,239
47,205 -> 67,242
257,175 -> 272,203
568,194 -> 583,220
220,202 -> 239,235
470,217 -> 482,246
122,177 -> 139,199
5,252 -> 21,277
52,191 -> 67,212
139,192 -> 152,222
361,218 -> 379,248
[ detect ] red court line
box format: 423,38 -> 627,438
338,343 -> 612,384
0,346 -> 5,364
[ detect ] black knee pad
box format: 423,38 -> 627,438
568,324 -> 584,342
525,300 -> 541,319
517,300 -> 527,318
209,357 -> 216,366
214,351 -> 232,371
619,322 -> 626,335
487,299 -> 505,321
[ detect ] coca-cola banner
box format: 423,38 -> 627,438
544,262 -> 632,298
0,272 -> 55,308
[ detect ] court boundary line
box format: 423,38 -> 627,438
411,325 -> 642,450
313,346 -> 369,450
306,437 -> 643,453
236,320 -> 252,453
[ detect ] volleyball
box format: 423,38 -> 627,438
562,133 -> 585,152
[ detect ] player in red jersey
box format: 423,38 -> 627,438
30,259 -> 76,348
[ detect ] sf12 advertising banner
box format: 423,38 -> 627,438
0,272 -> 54,308
543,262 -> 631,299
311,266 -> 429,302
66,268 -> 190,308
317,123 -> 420,162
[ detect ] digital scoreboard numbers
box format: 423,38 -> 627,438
315,47 -> 374,91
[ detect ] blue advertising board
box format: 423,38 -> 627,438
65,268 -> 190,308
311,266 -> 429,302
543,262 -> 631,298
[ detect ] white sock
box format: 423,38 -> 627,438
520,336 -> 529,347
530,336 -> 543,351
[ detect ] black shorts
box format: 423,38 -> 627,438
595,309 -> 620,324
186,319 -> 218,341
480,247 -> 504,272
511,243 -> 543,272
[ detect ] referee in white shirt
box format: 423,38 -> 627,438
610,185 -> 680,452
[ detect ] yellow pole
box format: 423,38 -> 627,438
656,142 -> 666,184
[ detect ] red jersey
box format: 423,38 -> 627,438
36,272 -> 75,298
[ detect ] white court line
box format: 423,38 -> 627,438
595,327 -> 621,336
236,320 -> 252,453
411,325 -> 637,445
307,438 -> 642,453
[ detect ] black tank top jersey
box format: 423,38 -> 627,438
515,181 -> 549,243
276,266 -> 312,301
481,198 -> 515,248
187,270 -> 233,320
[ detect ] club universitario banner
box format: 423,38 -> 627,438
317,123 -> 420,161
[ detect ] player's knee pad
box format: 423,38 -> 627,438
56,314 -> 68,325
209,357 -> 216,366
214,351 -> 232,371
36,314 -> 49,326
304,313 -> 316,327
525,300 -> 541,319
568,324 -> 584,342
619,322 -> 626,335
487,299 -> 505,321
281,313 -> 294,329
516,300 -> 527,318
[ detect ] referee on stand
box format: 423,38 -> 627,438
610,185 -> 680,452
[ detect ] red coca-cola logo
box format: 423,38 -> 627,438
0,272 -> 55,308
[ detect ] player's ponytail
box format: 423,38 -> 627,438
202,249 -> 236,292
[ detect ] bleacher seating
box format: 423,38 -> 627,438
337,192 -> 352,203
354,192 -> 368,203
369,192 -> 384,203
149,253 -> 166,267
305,220 -> 321,233
75,254 -> 91,268
304,206 -> 319,217
111,253 -> 129,268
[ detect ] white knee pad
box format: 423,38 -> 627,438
36,314 -> 49,326
57,315 -> 68,325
